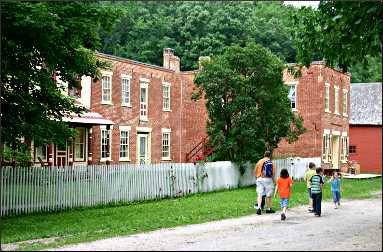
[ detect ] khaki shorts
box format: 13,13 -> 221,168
256,177 -> 274,197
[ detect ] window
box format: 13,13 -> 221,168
119,126 -> 131,161
322,133 -> 332,162
334,86 -> 339,114
325,82 -> 330,112
34,145 -> 48,162
140,80 -> 149,121
162,129 -> 171,160
163,83 -> 171,111
342,89 -> 348,116
101,128 -> 111,160
121,75 -> 131,106
102,75 -> 112,104
349,145 -> 356,154
74,128 -> 85,161
287,84 -> 297,110
340,136 -> 348,162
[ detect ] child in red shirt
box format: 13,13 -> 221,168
274,168 -> 293,221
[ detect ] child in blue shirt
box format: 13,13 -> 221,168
329,171 -> 342,209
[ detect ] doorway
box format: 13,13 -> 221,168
137,133 -> 150,164
56,143 -> 68,167
332,135 -> 340,169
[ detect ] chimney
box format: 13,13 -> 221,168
163,48 -> 180,72
198,56 -> 211,70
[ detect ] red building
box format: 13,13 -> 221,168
349,83 -> 382,174
31,48 -> 208,166
274,62 -> 351,173
30,50 -> 351,171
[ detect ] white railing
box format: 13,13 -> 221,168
0,157 -> 320,216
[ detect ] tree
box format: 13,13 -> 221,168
193,43 -> 305,165
1,2 -> 120,152
292,1 -> 382,72
99,1 -> 298,70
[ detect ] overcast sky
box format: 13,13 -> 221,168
283,1 -> 319,9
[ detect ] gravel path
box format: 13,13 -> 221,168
51,196 -> 382,251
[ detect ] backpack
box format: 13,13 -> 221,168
262,159 -> 273,177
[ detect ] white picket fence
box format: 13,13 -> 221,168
0,158 -> 320,216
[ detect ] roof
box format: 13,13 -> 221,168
350,82 -> 382,125
95,52 -> 175,73
63,112 -> 114,125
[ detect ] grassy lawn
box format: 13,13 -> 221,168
1,177 -> 381,251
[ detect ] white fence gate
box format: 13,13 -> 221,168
0,157 -> 320,216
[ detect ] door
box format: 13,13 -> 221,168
332,135 -> 340,169
137,133 -> 149,164
56,143 -> 67,167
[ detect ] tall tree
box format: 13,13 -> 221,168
1,2 -> 120,151
292,1 -> 382,72
193,43 -> 305,164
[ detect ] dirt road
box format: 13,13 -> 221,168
52,196 -> 382,251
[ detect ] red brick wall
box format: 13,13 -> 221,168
274,64 -> 350,171
90,54 -> 206,164
349,125 -> 382,174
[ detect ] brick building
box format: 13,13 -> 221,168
274,62 -> 351,173
349,83 -> 382,174
31,50 -> 351,173
31,48 -> 208,166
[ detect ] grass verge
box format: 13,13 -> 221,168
1,177 -> 381,251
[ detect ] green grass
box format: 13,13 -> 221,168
1,177 -> 381,251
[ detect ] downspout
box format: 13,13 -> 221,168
179,74 -> 183,162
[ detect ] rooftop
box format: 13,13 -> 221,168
350,82 -> 382,125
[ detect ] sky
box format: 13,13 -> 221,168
283,1 -> 320,9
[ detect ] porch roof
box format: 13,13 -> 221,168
62,112 -> 115,125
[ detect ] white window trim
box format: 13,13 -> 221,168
136,126 -> 152,132
101,71 -> 113,105
322,129 -> 331,163
334,85 -> 340,115
342,89 -> 348,117
325,82 -> 331,113
332,130 -> 341,136
140,81 -> 149,121
161,128 -> 171,160
121,74 -> 132,107
162,82 -> 171,112
286,81 -> 298,111
100,125 -> 113,162
119,126 -> 131,161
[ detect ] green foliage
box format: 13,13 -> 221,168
1,2 -> 120,149
3,145 -> 32,167
193,43 -> 305,164
292,1 -> 382,72
99,1 -> 297,70
349,55 -> 382,83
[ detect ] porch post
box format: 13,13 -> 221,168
48,144 -> 53,166
106,124 -> 110,165
68,126 -> 74,166
88,127 -> 93,165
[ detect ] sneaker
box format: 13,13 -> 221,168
265,209 -> 275,214
308,209 -> 314,213
334,206 -> 338,209
281,213 -> 286,220
256,208 -> 262,215
314,214 -> 320,217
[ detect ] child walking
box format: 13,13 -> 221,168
329,171 -> 342,209
274,168 -> 293,220
310,167 -> 325,217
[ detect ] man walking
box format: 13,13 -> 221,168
254,150 -> 276,215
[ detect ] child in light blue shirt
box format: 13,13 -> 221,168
329,171 -> 342,209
